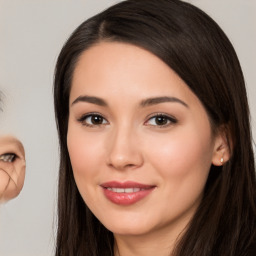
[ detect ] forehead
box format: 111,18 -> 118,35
70,42 -> 207,116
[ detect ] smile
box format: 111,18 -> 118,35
106,187 -> 145,193
100,181 -> 155,205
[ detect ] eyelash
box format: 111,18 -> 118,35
77,112 -> 108,127
77,113 -> 177,128
0,153 -> 17,163
144,113 -> 177,128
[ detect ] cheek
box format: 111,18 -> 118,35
67,127 -> 100,208
0,168 -> 21,202
67,125 -> 105,184
142,126 -> 214,219
0,170 -> 10,195
145,125 -> 214,181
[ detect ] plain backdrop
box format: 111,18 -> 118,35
0,1 -> 255,255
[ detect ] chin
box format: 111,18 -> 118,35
109,226 -> 150,237
101,216 -> 155,237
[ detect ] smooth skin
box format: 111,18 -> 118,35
67,42 -> 229,256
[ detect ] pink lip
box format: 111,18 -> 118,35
100,181 -> 156,205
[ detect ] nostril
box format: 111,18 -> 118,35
126,163 -> 136,168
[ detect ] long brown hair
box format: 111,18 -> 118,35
53,0 -> 256,255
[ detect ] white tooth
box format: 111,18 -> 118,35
116,188 -> 125,193
133,188 -> 140,192
107,188 -> 112,191
124,188 -> 133,193
113,188 -> 117,192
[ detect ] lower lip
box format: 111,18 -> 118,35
102,187 -> 155,205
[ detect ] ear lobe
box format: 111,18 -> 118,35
0,136 -> 26,203
211,126 -> 232,166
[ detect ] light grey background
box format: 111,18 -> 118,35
0,1 -> 255,255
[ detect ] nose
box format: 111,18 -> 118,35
106,126 -> 144,171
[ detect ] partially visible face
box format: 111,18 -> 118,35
0,136 -> 26,202
67,42 -> 221,239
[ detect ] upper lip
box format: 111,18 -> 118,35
100,181 -> 155,189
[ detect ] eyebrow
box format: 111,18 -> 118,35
140,96 -> 189,108
71,95 -> 188,108
71,95 -> 107,106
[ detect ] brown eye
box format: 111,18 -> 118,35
145,114 -> 177,127
91,115 -> 104,125
0,153 -> 16,163
78,114 -> 108,127
155,116 -> 168,125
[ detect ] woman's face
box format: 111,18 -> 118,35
67,42 -> 223,239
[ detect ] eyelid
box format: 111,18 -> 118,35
0,153 -> 17,163
0,137 -> 25,162
77,111 -> 107,121
144,112 -> 178,127
77,112 -> 109,127
76,112 -> 177,128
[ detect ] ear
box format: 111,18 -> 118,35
0,136 -> 26,203
211,126 -> 232,166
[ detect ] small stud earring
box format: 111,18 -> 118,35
220,157 -> 224,164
